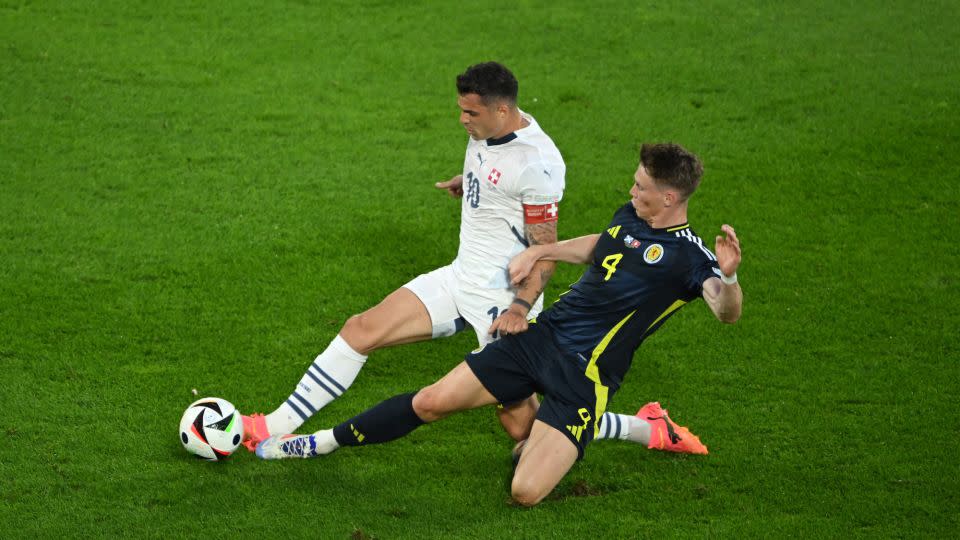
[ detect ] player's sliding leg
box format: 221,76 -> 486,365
256,392 -> 426,459
243,287 -> 434,450
256,361 -> 500,460
593,402 -> 708,454
510,420 -> 580,507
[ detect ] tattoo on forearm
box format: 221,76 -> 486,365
516,260 -> 555,300
535,266 -> 555,297
524,221 -> 558,246
513,221 -> 558,301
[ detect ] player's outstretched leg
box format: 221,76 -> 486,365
241,287 -> 434,451
593,402 -> 708,454
240,332 -> 368,452
256,361 -> 500,460
256,392 -> 425,460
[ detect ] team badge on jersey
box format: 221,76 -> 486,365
487,168 -> 501,184
643,243 -> 664,264
623,235 -> 641,248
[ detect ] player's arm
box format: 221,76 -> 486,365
490,218 -> 559,336
508,234 -> 600,286
702,224 -> 742,324
513,220 -> 559,307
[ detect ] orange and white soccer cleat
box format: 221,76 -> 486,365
637,402 -> 708,455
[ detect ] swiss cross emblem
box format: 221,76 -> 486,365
488,169 -> 502,184
546,203 -> 558,218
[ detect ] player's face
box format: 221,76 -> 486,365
630,165 -> 666,220
458,93 -> 505,140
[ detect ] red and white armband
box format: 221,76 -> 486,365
523,202 -> 559,224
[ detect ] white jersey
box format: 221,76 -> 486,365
452,111 -> 566,291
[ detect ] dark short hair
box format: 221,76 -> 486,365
640,143 -> 704,201
456,62 -> 518,106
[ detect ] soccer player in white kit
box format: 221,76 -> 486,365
241,63 -> 667,454
239,62 -> 563,450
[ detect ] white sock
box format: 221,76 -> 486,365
266,335 -> 367,435
311,429 -> 340,455
596,412 -> 651,446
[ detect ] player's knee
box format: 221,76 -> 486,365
411,386 -> 450,423
511,475 -> 546,507
340,312 -> 379,354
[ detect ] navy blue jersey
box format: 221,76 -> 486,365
539,203 -> 721,390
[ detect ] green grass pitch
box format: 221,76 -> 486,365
2,1 -> 958,537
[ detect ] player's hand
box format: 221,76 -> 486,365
435,175 -> 464,198
715,224 -> 741,278
489,308 -> 529,336
508,247 -> 540,286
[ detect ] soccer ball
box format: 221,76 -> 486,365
179,397 -> 245,461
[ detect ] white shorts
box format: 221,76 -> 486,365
403,264 -> 543,346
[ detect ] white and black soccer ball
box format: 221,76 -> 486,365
179,397 -> 244,461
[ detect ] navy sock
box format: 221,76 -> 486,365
333,392 -> 425,447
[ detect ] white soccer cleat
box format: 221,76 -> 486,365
255,434 -> 317,460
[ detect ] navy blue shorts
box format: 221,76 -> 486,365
465,322 -> 611,459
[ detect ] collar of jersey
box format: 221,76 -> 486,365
625,203 -> 690,233
644,222 -> 690,233
485,132 -> 518,146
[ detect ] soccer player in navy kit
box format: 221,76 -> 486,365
257,143 -> 743,507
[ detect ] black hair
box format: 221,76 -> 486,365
456,62 -> 518,105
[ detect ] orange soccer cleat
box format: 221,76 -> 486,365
637,402 -> 708,455
241,413 -> 272,452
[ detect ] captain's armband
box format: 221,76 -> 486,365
523,202 -> 559,224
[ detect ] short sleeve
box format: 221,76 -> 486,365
517,163 -> 565,205
684,247 -> 722,297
